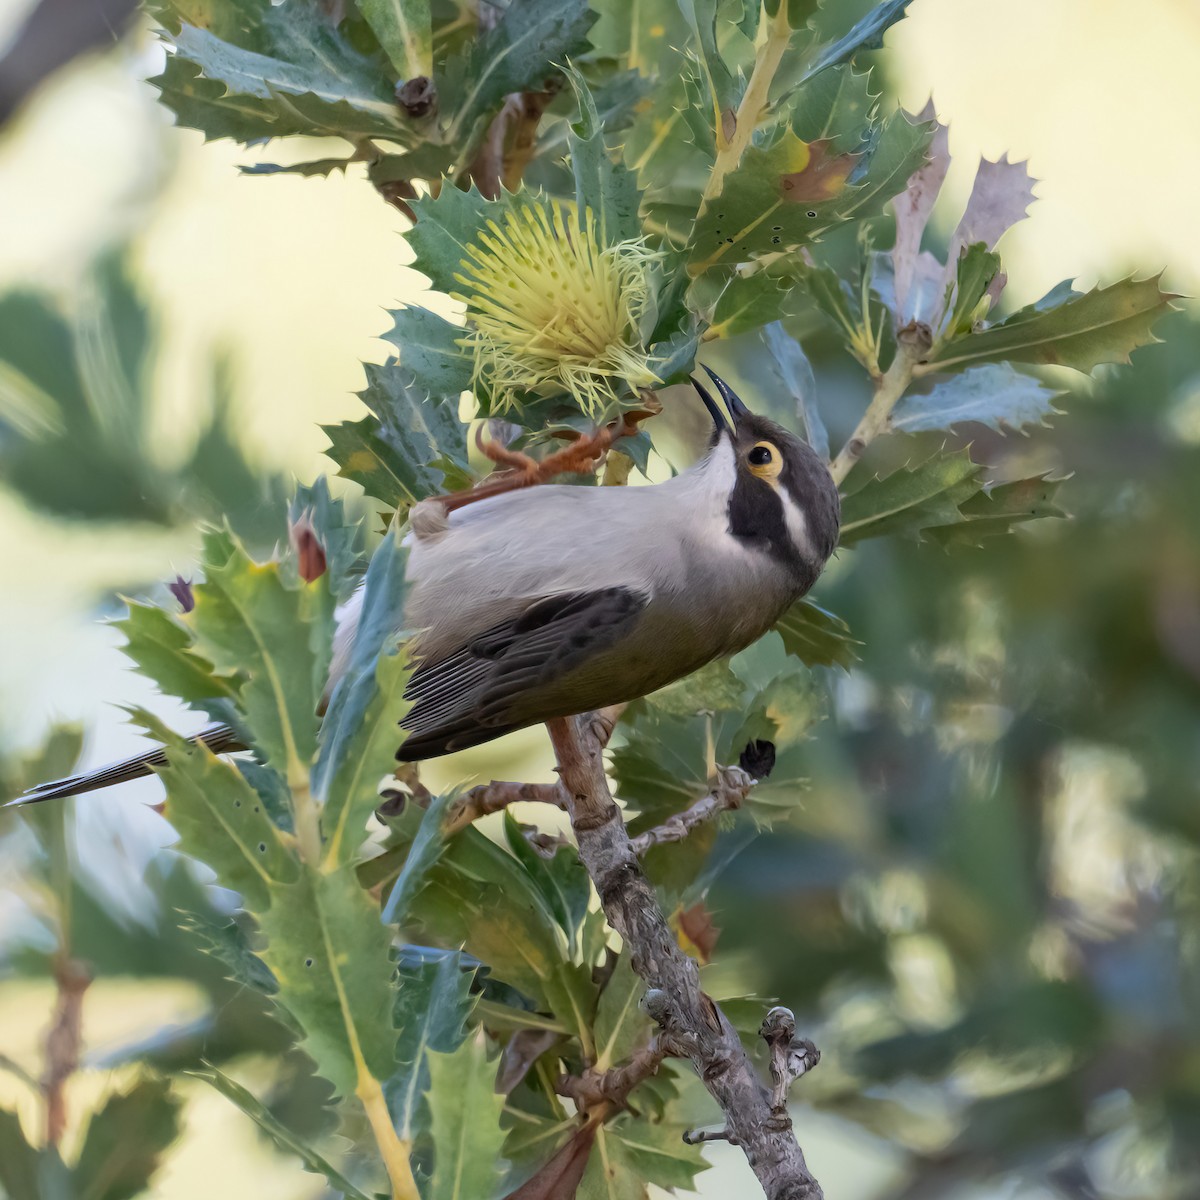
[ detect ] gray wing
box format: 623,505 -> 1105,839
397,586 -> 647,760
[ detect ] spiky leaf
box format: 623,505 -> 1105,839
893,362 -> 1060,434
772,599 -> 859,668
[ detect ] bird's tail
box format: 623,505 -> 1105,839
10,724 -> 245,806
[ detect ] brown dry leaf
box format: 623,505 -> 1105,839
778,139 -> 859,204
892,101 -> 950,320
504,1123 -> 598,1200
946,153 -> 1038,265
674,900 -> 721,963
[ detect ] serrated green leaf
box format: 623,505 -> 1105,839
443,0 -> 594,144
407,183 -> 505,295
607,1117 -> 707,1192
382,307 -> 472,395
799,260 -> 863,336
590,0 -> 689,73
645,659 -> 747,716
785,64 -> 876,150
189,1065 -> 370,1199
322,416 -> 425,508
131,709 -> 299,911
157,0 -> 406,145
593,953 -> 650,1072
923,474 -> 1067,549
579,1125 -> 650,1200
893,362 -> 1060,434
74,1077 -> 182,1200
116,601 -> 239,707
260,866 -> 396,1097
240,156 -> 354,178
287,476 -> 367,603
564,66 -> 643,247
427,1031 -> 508,1200
502,814 -> 592,954
707,273 -> 792,339
764,321 -> 829,456
388,951 -> 476,1140
773,599 -> 860,668
838,450 -> 983,545
359,0 -> 431,81
382,790 -> 458,923
190,541 -> 334,783
181,909 -> 278,994
677,0 -> 738,136
802,0 -> 914,80
928,275 -> 1177,375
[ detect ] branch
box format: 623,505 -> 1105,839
629,764 -> 754,856
555,1035 -> 672,1111
546,714 -> 823,1200
829,327 -> 931,486
445,779 -> 566,834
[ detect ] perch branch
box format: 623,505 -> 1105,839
629,764 -> 754,856
555,1035 -> 673,1111
445,779 -> 567,834
546,714 -> 823,1200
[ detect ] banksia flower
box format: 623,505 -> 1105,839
454,200 -> 660,417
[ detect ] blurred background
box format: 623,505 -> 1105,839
2,0 -> 1200,1196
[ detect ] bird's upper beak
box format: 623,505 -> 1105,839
691,366 -> 750,434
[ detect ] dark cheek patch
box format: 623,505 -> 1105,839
728,475 -> 796,569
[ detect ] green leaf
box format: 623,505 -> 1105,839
427,1031 -> 508,1200
708,273 -> 792,339
928,275 -> 1177,374
155,0 -> 407,146
593,953 -> 650,1071
764,321 -> 829,457
287,476 -> 367,603
388,951 -> 476,1139
383,307 -> 473,395
74,1077 -> 182,1200
190,538 -> 334,783
838,449 -> 983,545
180,909 -> 278,994
784,64 -> 876,150
116,601 -> 239,709
189,1065 -> 371,1199
381,789 -> 458,924
131,708 -> 299,911
772,599 -> 860,668
406,183 -> 505,296
359,0 -> 431,81
502,813 -> 592,954
323,416 -> 429,508
443,0 -> 595,144
0,1109 -> 40,1200
645,659 -> 747,716
893,363 -> 1060,434
802,0 -> 914,80
590,0 -> 689,73
923,474 -> 1068,549
677,0 -> 738,133
605,1117 -> 707,1192
941,243 -> 1001,339
564,65 -> 643,248
259,865 -> 397,1097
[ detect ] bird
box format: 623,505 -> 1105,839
15,368 -> 839,804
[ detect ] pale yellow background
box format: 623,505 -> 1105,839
0,1 -> 1196,1195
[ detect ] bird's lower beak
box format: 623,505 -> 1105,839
690,367 -> 750,434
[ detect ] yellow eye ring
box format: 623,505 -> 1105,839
747,441 -> 782,481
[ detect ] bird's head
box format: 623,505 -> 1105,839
692,366 -> 840,588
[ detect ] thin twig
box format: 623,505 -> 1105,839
555,1036 -> 672,1110
546,714 -> 823,1200
445,780 -> 567,834
629,765 -> 754,856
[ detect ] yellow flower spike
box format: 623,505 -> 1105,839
453,199 -> 662,417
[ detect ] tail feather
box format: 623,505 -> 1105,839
10,724 -> 245,806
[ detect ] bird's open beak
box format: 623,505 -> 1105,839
690,366 -> 750,433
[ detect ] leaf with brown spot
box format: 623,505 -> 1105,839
779,138 -> 859,204
504,1123 -> 597,1200
674,901 -> 721,963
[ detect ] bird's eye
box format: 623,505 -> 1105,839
748,445 -> 774,466
747,442 -> 781,480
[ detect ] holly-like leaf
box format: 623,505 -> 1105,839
565,66 -> 643,247
923,474 -> 1068,549
324,360 -> 469,508
785,64 -> 877,151
772,599 -> 859,668
502,814 -> 592,954
677,0 -> 739,139
190,1065 -> 370,1199
359,0 -> 432,82
891,103 -> 949,322
153,0 -> 408,147
764,321 -> 829,457
131,708 -> 299,912
116,602 -> 240,709
893,362 -> 1060,434
381,790 -> 458,924
427,1031 -> 508,1200
838,449 -> 983,545
645,659 -> 747,716
441,0 -> 594,144
382,307 -> 473,397
387,951 -> 476,1140
945,153 -> 1037,268
259,865 -> 397,1098
593,953 -> 650,1071
708,273 -> 792,340
941,243 -> 1002,340
190,536 -> 334,783
802,0 -> 914,80
928,275 -> 1177,374
71,1077 -> 182,1200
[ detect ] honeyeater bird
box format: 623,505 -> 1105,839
16,368 -> 839,804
